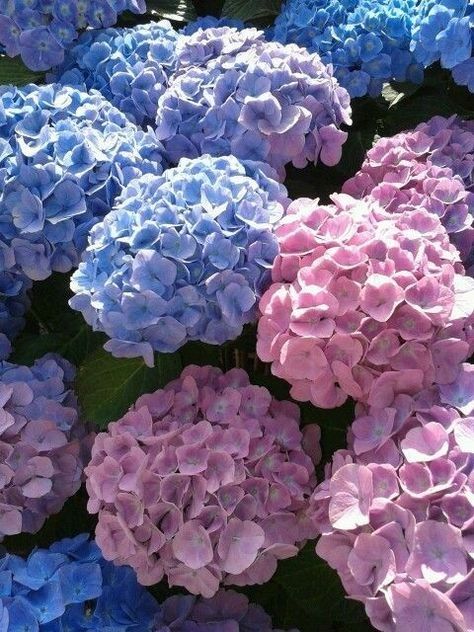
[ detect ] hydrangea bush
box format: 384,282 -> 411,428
310,363 -> 474,631
257,194 -> 474,408
0,354 -> 89,538
0,83 -> 164,295
49,20 -> 179,127
343,115 -> 474,272
0,0 -> 146,71
155,29 -> 352,175
70,155 -> 287,365
85,365 -> 318,595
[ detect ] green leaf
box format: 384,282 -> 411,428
221,0 -> 282,21
76,348 -> 182,428
145,0 -> 197,21
381,82 -> 421,109
0,55 -> 43,86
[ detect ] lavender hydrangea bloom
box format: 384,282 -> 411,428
49,21 -> 179,127
70,155 -> 288,366
0,83 -> 164,293
0,354 -> 90,538
272,0 -> 425,98
310,364 -> 474,631
0,534 -> 161,630
156,29 -> 351,177
0,0 -> 146,71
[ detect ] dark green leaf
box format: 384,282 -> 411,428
221,0 -> 282,21
0,55 -> 43,86
76,348 -> 182,428
146,0 -> 197,21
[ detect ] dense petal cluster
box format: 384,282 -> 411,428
86,365 -> 318,596
0,0 -> 145,71
310,364 -> 474,631
155,28 -> 351,175
0,354 -> 89,538
0,83 -> 164,298
257,194 -> 474,409
154,589 -> 297,631
70,155 -> 287,365
49,21 -> 179,127
182,16 -> 245,36
272,0 -> 424,98
343,115 -> 474,272
411,0 -> 473,92
0,533 -> 161,630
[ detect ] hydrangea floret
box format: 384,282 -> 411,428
49,21 -> 179,127
257,194 -> 474,409
0,354 -> 90,538
0,0 -> 146,71
343,115 -> 474,272
272,0 -> 425,98
309,364 -> 474,631
0,533 -> 161,630
70,155 -> 288,365
155,29 -> 352,175
0,83 -> 164,290
85,365 -> 319,596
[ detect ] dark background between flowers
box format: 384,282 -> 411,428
0,1 -> 473,630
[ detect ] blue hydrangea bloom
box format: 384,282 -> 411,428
156,29 -> 351,175
70,155 -> 288,366
0,83 -> 164,296
49,21 -> 179,127
0,0 -> 146,71
0,534 -> 161,630
272,0 -> 425,98
182,15 -> 246,35
0,269 -> 30,354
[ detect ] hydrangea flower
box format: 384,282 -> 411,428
0,269 -> 31,355
70,155 -> 288,366
310,364 -> 474,631
0,83 -> 164,296
343,115 -> 474,272
0,533 -> 161,630
49,21 -> 179,127
0,0 -> 146,71
257,194 -> 474,409
154,589 -> 298,631
86,365 -> 319,596
182,16 -> 246,36
0,354 -> 90,538
272,0 -> 425,98
155,29 -> 351,176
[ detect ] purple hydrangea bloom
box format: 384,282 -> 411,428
0,0 -> 146,71
156,28 -> 351,177
48,21 -> 179,127
0,354 -> 91,538
70,155 -> 288,365
310,365 -> 474,631
86,365 -> 319,595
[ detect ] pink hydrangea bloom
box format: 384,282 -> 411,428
309,365 -> 473,631
343,115 -> 474,272
86,365 -> 319,596
0,354 -> 90,537
258,194 -> 474,408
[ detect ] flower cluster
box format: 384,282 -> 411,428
155,28 -> 351,175
0,270 -> 31,356
0,354 -> 90,538
310,364 -> 474,631
272,0 -> 424,98
154,589 -> 298,631
0,0 -> 145,71
86,365 -> 318,596
343,115 -> 474,272
49,21 -> 179,127
182,16 -> 245,36
411,0 -> 473,92
0,533 -> 161,630
257,194 -> 474,409
0,83 -> 164,295
70,155 -> 287,365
